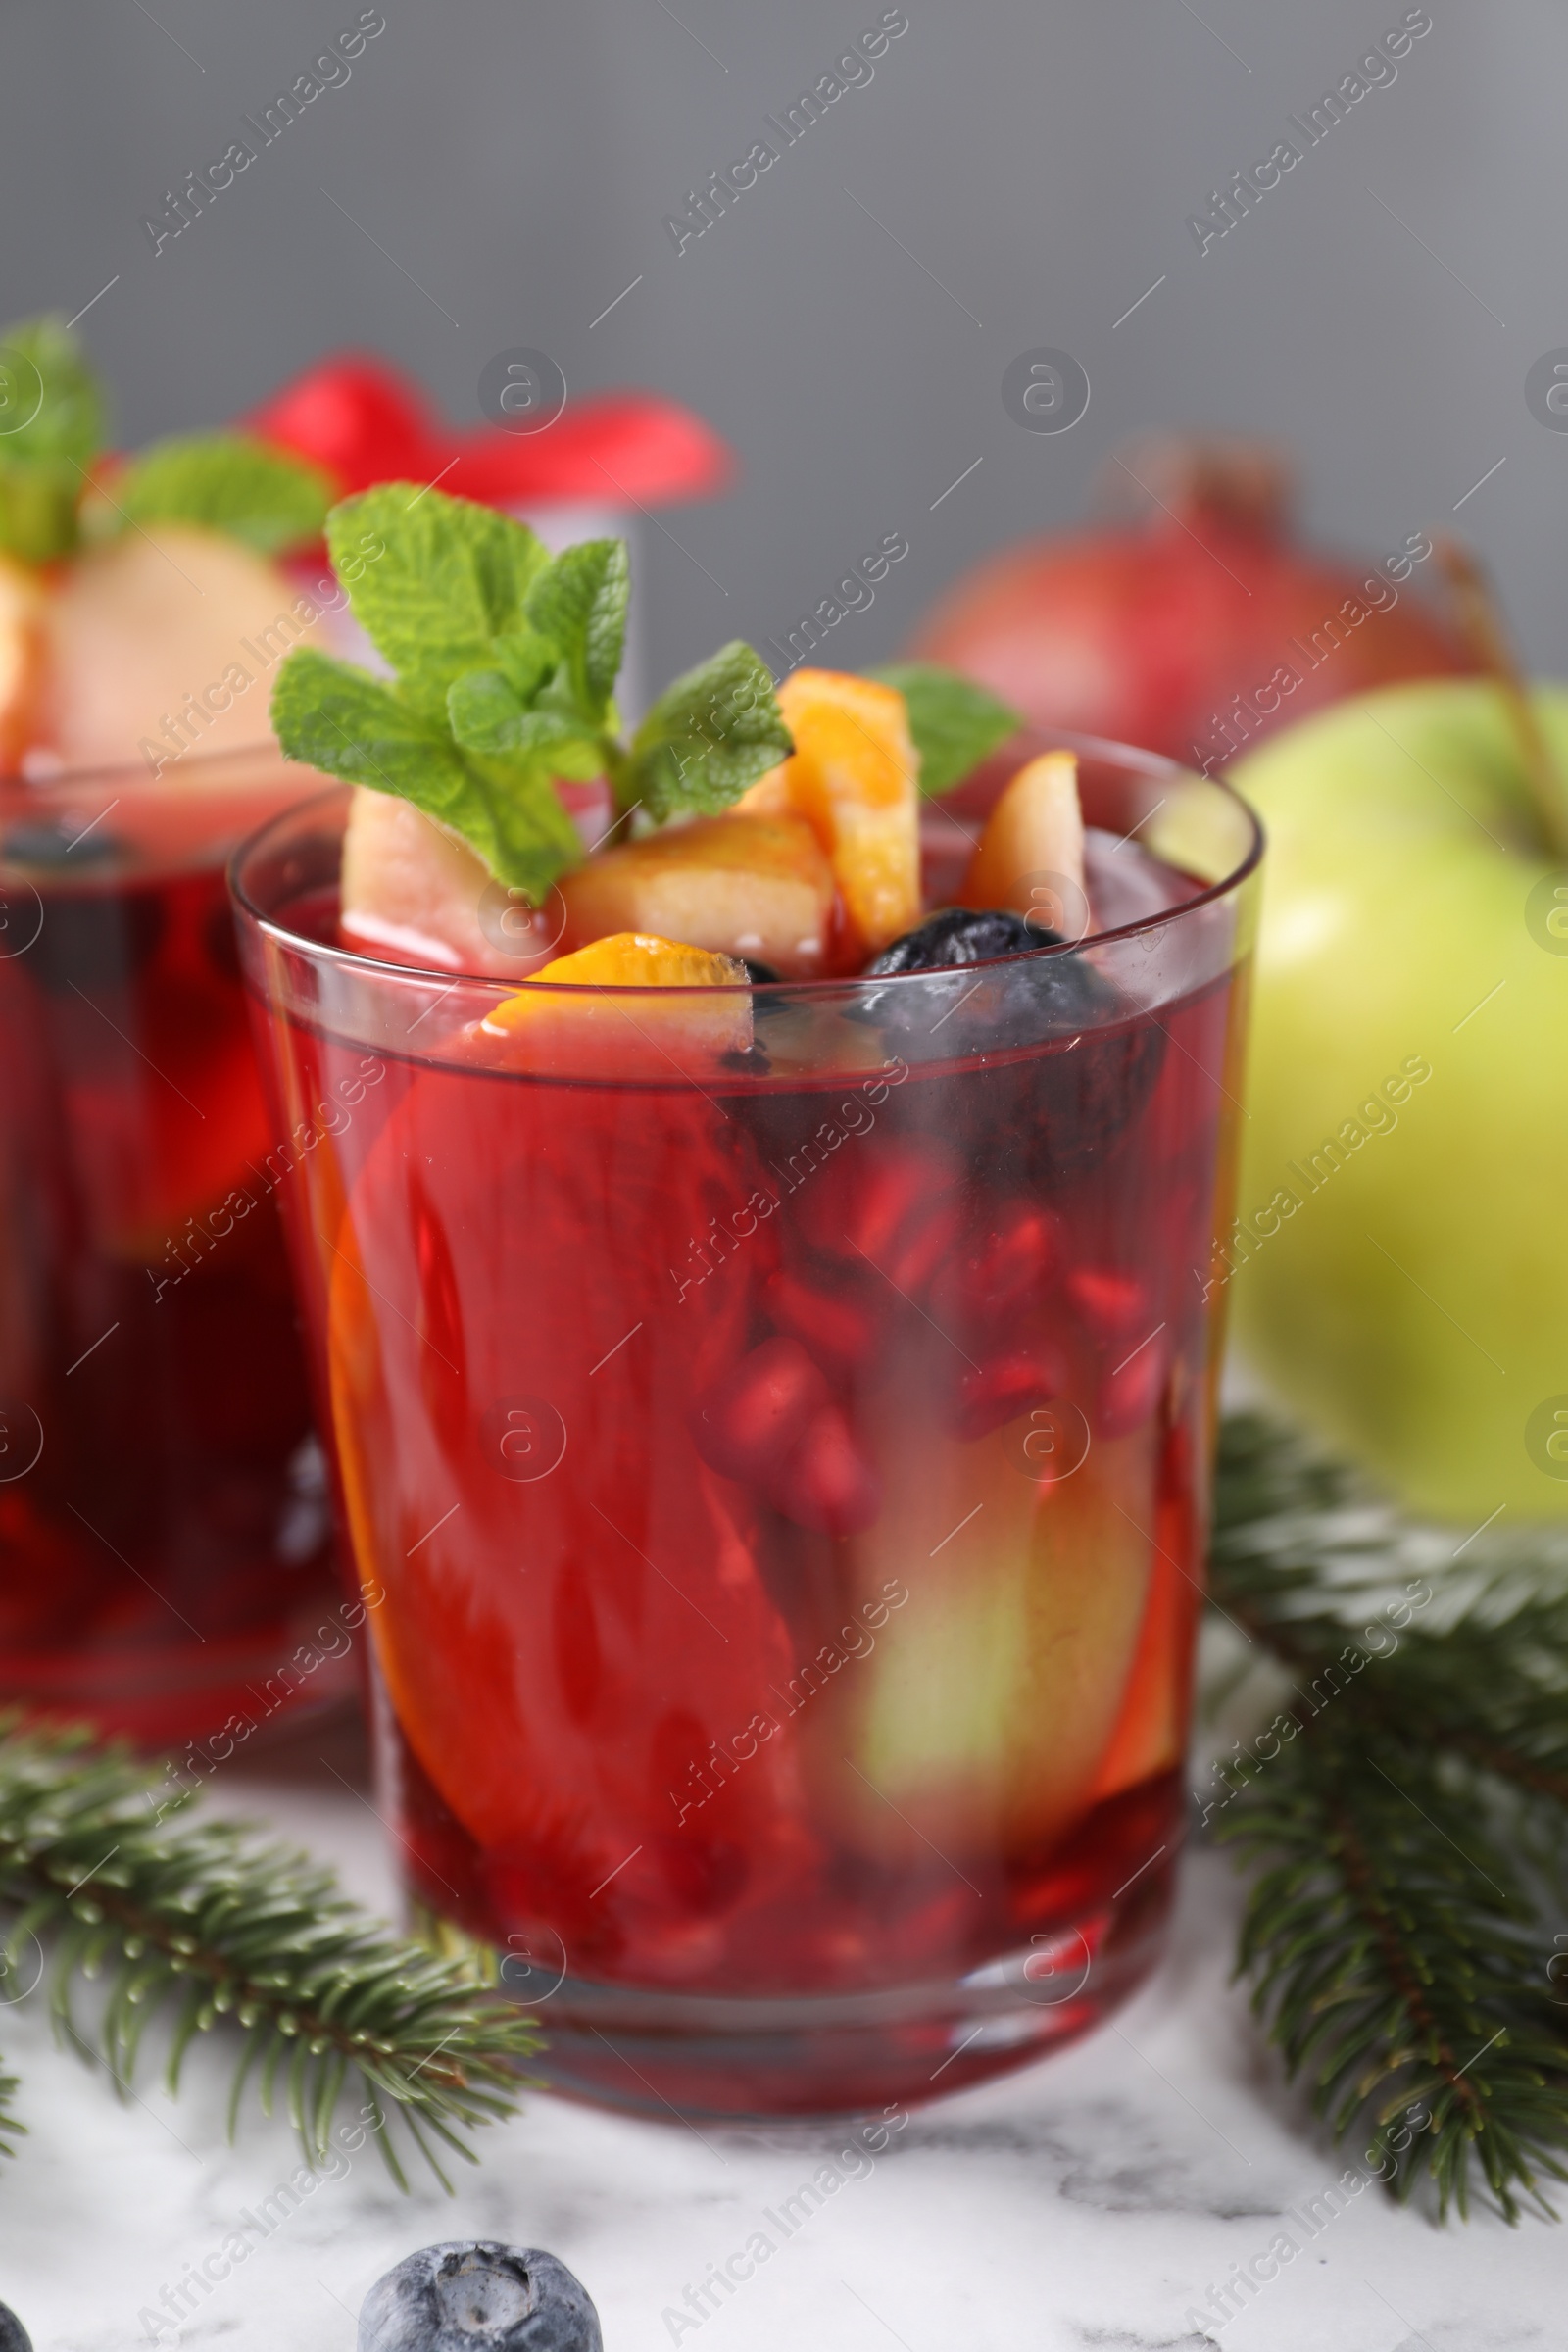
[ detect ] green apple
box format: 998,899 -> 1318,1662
1228,678 -> 1568,1525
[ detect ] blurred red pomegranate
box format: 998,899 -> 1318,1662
908,437 -> 1473,772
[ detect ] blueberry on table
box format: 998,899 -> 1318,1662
0,2301 -> 31,2352
359,2244 -> 602,2352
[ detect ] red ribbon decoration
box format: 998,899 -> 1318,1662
243,353 -> 733,508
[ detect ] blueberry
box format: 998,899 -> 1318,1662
359,2244 -> 602,2352
865,906 -> 1051,974
740,957 -> 781,986
0,2301 -> 31,2352
3,818 -> 122,868
26,882 -> 167,997
859,907 -> 1105,1045
859,908 -> 1165,1187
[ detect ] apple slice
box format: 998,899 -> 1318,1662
0,553 -> 46,772
559,810 -> 834,977
340,786 -> 562,976
478,930 -> 752,1072
794,1382 -> 1155,1864
961,749 -> 1085,930
44,523 -> 315,774
738,668 -> 919,957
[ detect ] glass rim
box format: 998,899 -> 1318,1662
230,734 -> 1264,1001
0,734 -> 287,799
0,737 -> 319,890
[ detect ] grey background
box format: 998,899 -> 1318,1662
1,0 -> 1558,694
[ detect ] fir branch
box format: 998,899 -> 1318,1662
0,1714 -> 540,2190
1210,1413 -> 1568,2222
0,2054 -> 22,2160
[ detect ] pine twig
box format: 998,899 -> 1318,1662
0,2055 -> 22,2160
0,1713 -> 541,2190
1209,1413 -> 1568,2222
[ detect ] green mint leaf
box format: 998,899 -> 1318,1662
111,432 -> 332,555
489,624 -> 558,706
271,647 -> 473,802
465,749 -> 587,899
447,668 -> 598,765
0,315 -> 106,563
0,465 -> 79,566
270,648 -> 581,901
868,663 -> 1021,796
524,539 -> 629,722
0,316 -> 104,467
326,484 -> 552,723
629,642 -> 792,822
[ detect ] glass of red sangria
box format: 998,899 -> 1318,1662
234,491 -> 1260,2113
0,746 -> 358,1745
0,312 -> 358,1743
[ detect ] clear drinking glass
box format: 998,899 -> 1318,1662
0,745 -> 349,1745
233,737 -> 1260,2118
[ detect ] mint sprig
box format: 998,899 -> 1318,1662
110,432 -> 332,555
0,316 -> 105,564
869,662 -> 1021,796
632,642 -> 791,821
271,649 -> 582,903
525,536 -> 629,720
272,483 -> 792,899
0,313 -> 334,565
323,483 -> 553,722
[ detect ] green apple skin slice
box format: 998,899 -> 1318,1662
1231,680 -> 1568,1523
796,1380 -> 1155,1866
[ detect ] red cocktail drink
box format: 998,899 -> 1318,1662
235,746 -> 1259,2116
0,748 -> 349,1744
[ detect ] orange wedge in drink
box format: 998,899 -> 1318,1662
478,931 -> 753,1073
738,667 -> 919,958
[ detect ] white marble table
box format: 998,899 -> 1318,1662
1,1723 -> 1557,2352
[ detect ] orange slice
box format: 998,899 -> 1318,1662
479,931 -> 752,1072
560,810 -> 834,977
0,552 -> 46,771
738,668 -> 919,956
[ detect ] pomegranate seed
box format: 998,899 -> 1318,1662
1066,1266 -> 1148,1341
947,1347 -> 1067,1442
766,1403 -> 882,1536
797,1143 -> 962,1300
761,1265 -> 884,1379
931,1199 -> 1062,1335
881,1194 -> 967,1298
690,1337 -> 829,1483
